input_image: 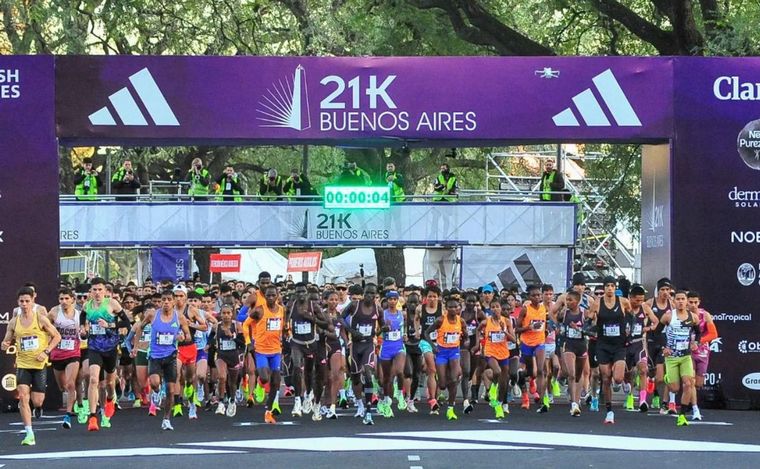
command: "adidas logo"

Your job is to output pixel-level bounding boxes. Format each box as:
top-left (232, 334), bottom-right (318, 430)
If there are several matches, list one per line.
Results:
top-left (256, 65), bottom-right (311, 131)
top-left (552, 69), bottom-right (641, 127)
top-left (88, 68), bottom-right (179, 127)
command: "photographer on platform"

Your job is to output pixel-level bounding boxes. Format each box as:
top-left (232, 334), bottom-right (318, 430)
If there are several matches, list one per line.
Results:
top-left (283, 168), bottom-right (315, 200)
top-left (74, 157), bottom-right (102, 200)
top-left (111, 159), bottom-right (142, 201)
top-left (258, 168), bottom-right (284, 201)
top-left (186, 157), bottom-right (211, 198)
top-left (216, 165), bottom-right (244, 201)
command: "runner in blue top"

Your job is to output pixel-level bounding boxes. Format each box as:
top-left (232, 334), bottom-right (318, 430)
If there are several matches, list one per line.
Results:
top-left (378, 291), bottom-right (406, 418)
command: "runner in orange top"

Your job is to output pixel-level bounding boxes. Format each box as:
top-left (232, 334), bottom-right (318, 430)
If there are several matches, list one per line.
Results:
top-left (516, 285), bottom-right (548, 412)
top-left (476, 299), bottom-right (515, 419)
top-left (249, 285), bottom-right (286, 423)
top-left (425, 297), bottom-right (468, 421)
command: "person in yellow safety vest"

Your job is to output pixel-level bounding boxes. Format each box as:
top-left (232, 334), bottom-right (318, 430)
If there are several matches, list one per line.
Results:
top-left (432, 163), bottom-right (458, 202)
top-left (384, 162), bottom-right (405, 202)
top-left (334, 162), bottom-right (372, 186)
top-left (215, 166), bottom-right (244, 202)
top-left (283, 168), bottom-right (315, 200)
top-left (74, 157), bottom-right (102, 201)
top-left (258, 168), bottom-right (284, 201)
top-left (539, 160), bottom-right (566, 201)
top-left (111, 159), bottom-right (142, 201)
top-left (186, 157), bottom-right (211, 198)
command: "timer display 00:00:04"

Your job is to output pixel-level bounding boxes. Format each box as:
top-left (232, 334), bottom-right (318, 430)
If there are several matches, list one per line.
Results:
top-left (323, 186), bottom-right (391, 209)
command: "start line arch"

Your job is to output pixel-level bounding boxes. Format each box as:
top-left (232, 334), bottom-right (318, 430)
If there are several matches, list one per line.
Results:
top-left (0, 55), bottom-right (758, 408)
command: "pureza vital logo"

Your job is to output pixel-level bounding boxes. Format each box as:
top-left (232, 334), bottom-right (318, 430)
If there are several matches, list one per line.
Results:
top-left (736, 119), bottom-right (760, 170)
top-left (553, 69), bottom-right (642, 127)
top-left (89, 68), bottom-right (179, 127)
top-left (256, 65), bottom-right (312, 131)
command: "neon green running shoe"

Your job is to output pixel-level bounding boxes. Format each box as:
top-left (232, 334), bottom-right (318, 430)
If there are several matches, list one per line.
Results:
top-left (271, 400), bottom-right (281, 416)
top-left (625, 394), bottom-right (635, 411)
top-left (100, 414), bottom-right (111, 429)
top-left (488, 383), bottom-right (498, 402)
top-left (676, 414), bottom-right (689, 427)
top-left (652, 395), bottom-right (661, 409)
top-left (446, 406), bottom-right (458, 421)
top-left (489, 399), bottom-right (500, 408)
top-left (254, 383), bottom-right (266, 403)
top-left (172, 403), bottom-right (183, 417)
top-left (183, 384), bottom-right (194, 400)
top-left (21, 432), bottom-right (35, 446)
top-left (551, 378), bottom-right (561, 397)
top-left (542, 394), bottom-right (551, 409)
top-left (494, 404), bottom-right (505, 419)
top-left (397, 397), bottom-right (407, 411)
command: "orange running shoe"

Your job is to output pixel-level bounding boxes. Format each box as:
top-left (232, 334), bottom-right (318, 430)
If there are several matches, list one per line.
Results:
top-left (104, 399), bottom-right (115, 418)
top-left (529, 378), bottom-right (537, 396)
top-left (87, 415), bottom-right (99, 431)
top-left (521, 393), bottom-right (530, 410)
top-left (265, 410), bottom-right (277, 424)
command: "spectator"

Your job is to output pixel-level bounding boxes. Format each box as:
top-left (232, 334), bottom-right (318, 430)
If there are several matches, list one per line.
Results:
top-left (539, 159), bottom-right (566, 201)
top-left (334, 161), bottom-right (371, 186)
top-left (384, 162), bottom-right (405, 202)
top-left (215, 165), bottom-right (244, 201)
top-left (283, 168), bottom-right (315, 200)
top-left (111, 159), bottom-right (141, 201)
top-left (186, 157), bottom-right (211, 198)
top-left (258, 168), bottom-right (283, 201)
top-left (73, 157), bottom-right (102, 200)
top-left (432, 163), bottom-right (457, 202)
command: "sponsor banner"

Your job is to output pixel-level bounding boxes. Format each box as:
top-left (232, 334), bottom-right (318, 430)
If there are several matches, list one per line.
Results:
top-left (461, 246), bottom-right (569, 292)
top-left (59, 202), bottom-right (576, 247)
top-left (672, 58), bottom-right (760, 405)
top-left (0, 57), bottom-right (58, 405)
top-left (743, 373), bottom-right (760, 391)
top-left (55, 56), bottom-right (673, 143)
top-left (287, 252), bottom-right (322, 273)
top-left (640, 144), bottom-right (671, 292)
top-left (151, 247), bottom-right (190, 282)
top-left (210, 254), bottom-right (242, 273)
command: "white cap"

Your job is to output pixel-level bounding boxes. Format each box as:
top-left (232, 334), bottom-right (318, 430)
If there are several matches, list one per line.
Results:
top-left (172, 284), bottom-right (188, 294)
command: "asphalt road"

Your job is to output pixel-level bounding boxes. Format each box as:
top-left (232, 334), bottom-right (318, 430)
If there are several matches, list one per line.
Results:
top-left (1, 398), bottom-right (759, 469)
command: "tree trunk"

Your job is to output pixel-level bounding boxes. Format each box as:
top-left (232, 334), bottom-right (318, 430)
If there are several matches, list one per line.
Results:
top-left (194, 247), bottom-right (220, 283)
top-left (374, 247), bottom-right (406, 287)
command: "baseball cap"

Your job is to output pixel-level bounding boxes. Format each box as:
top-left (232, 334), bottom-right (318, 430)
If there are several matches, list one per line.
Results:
top-left (571, 272), bottom-right (586, 286)
top-left (424, 279), bottom-right (439, 288)
top-left (656, 277), bottom-right (673, 290)
top-left (482, 284), bottom-right (494, 293)
top-left (172, 285), bottom-right (188, 295)
top-left (385, 291), bottom-right (400, 299)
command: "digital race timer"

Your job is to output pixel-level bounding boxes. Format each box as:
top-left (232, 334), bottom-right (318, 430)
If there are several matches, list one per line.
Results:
top-left (324, 186), bottom-right (391, 209)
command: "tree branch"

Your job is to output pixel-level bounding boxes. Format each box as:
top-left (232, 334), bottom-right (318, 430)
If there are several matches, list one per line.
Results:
top-left (588, 0), bottom-right (677, 54)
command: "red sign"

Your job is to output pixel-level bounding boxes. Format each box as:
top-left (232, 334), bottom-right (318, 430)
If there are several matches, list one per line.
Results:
top-left (287, 252), bottom-right (322, 273)
top-left (209, 254), bottom-right (241, 273)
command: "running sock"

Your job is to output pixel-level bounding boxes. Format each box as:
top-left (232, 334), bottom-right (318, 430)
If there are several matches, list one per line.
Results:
top-left (25, 425), bottom-right (33, 435)
top-left (606, 401), bottom-right (612, 412)
top-left (470, 384), bottom-right (479, 400)
top-left (669, 392), bottom-right (677, 404)
top-left (339, 389), bottom-right (346, 400)
top-left (639, 389), bottom-right (648, 404)
top-left (693, 404), bottom-right (700, 414)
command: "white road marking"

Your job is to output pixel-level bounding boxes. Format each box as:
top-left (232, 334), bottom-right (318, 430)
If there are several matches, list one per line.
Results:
top-left (10, 421), bottom-right (64, 425)
top-left (181, 437), bottom-right (548, 452)
top-left (686, 421), bottom-right (734, 426)
top-left (410, 466), bottom-right (423, 469)
top-left (0, 428), bottom-right (56, 434)
top-left (408, 455), bottom-right (421, 461)
top-left (0, 448), bottom-right (244, 460)
top-left (368, 430), bottom-right (760, 453)
top-left (233, 421), bottom-right (299, 427)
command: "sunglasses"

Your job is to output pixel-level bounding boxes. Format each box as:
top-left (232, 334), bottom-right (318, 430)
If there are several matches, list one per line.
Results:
top-left (595, 292), bottom-right (604, 296)
top-left (336, 286), bottom-right (347, 290)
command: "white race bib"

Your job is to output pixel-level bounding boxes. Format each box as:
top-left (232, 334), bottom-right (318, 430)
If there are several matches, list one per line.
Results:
top-left (91, 323), bottom-right (106, 335)
top-left (467, 324), bottom-right (477, 336)
top-left (567, 327), bottom-right (582, 339)
top-left (489, 332), bottom-right (506, 343)
top-left (387, 330), bottom-right (402, 341)
top-left (20, 336), bottom-right (39, 352)
top-left (604, 324), bottom-right (620, 337)
top-left (194, 330), bottom-right (206, 340)
top-left (675, 339), bottom-right (689, 351)
top-left (156, 333), bottom-right (174, 346)
top-left (358, 324), bottom-right (373, 337)
top-left (140, 330), bottom-right (151, 342)
top-left (508, 341), bottom-right (517, 350)
top-left (220, 339), bottom-right (236, 351)
top-left (444, 332), bottom-right (460, 345)
top-left (429, 331), bottom-right (438, 341)
top-left (225, 182), bottom-right (232, 191)
top-left (530, 320), bottom-right (544, 331)
top-left (58, 338), bottom-right (76, 351)
top-left (294, 322), bottom-right (312, 335)
top-left (266, 318), bottom-right (282, 331)
top-left (633, 324), bottom-right (643, 336)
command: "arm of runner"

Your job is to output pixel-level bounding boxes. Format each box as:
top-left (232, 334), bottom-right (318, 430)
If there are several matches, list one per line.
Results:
top-left (461, 317), bottom-right (469, 348)
top-left (1, 317), bottom-right (15, 350)
top-left (178, 313), bottom-right (192, 343)
top-left (548, 294), bottom-right (565, 323)
top-left (514, 307), bottom-right (529, 333)
top-left (424, 316), bottom-right (442, 343)
top-left (191, 307), bottom-right (208, 331)
top-left (643, 303), bottom-right (659, 333)
top-left (700, 311), bottom-right (718, 344)
top-left (39, 313), bottom-right (62, 358)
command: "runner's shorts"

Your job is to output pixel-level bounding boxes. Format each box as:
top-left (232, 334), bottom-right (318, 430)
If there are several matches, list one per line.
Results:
top-left (350, 341), bottom-right (375, 374)
top-left (520, 343), bottom-right (545, 363)
top-left (255, 352), bottom-right (281, 372)
top-left (665, 355), bottom-right (694, 383)
top-left (196, 349), bottom-right (209, 363)
top-left (435, 346), bottom-right (460, 365)
top-left (88, 349), bottom-right (118, 374)
top-left (691, 351), bottom-right (709, 376)
top-left (647, 341), bottom-right (665, 367)
top-left (487, 356), bottom-right (510, 368)
top-left (563, 339), bottom-right (587, 357)
top-left (596, 341), bottom-right (626, 365)
top-left (178, 344), bottom-right (198, 365)
top-left (626, 341), bottom-right (647, 369)
top-left (545, 343), bottom-right (557, 358)
top-left (379, 341), bottom-right (405, 361)
top-left (148, 353), bottom-right (178, 382)
top-left (17, 368), bottom-right (47, 393)
top-left (51, 356), bottom-right (79, 372)
top-left (419, 339), bottom-right (434, 355)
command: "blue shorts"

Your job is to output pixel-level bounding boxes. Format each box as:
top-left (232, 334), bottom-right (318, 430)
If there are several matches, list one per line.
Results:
top-left (488, 356), bottom-right (510, 368)
top-left (435, 347), bottom-right (461, 365)
top-left (419, 340), bottom-right (434, 355)
top-left (196, 349), bottom-right (209, 363)
top-left (379, 341), bottom-right (405, 361)
top-left (255, 352), bottom-right (281, 371)
top-left (520, 343), bottom-right (545, 362)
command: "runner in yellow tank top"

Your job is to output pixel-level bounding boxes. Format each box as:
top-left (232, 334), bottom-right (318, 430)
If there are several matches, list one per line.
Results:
top-left (2, 287), bottom-right (61, 446)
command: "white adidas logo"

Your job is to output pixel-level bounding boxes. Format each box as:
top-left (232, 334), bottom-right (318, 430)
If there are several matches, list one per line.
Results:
top-left (89, 68), bottom-right (179, 126)
top-left (553, 69), bottom-right (641, 127)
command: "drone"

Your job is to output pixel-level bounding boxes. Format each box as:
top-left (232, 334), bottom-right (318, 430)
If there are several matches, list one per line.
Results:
top-left (535, 67), bottom-right (560, 79)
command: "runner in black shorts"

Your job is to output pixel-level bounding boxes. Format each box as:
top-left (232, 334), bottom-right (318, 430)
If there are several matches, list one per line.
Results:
top-left (345, 283), bottom-right (382, 425)
top-left (625, 285), bottom-right (659, 412)
top-left (646, 277), bottom-right (674, 414)
top-left (319, 290), bottom-right (348, 419)
top-left (402, 292), bottom-right (422, 413)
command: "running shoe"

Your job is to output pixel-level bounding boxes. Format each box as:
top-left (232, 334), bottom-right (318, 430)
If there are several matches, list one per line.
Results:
top-left (604, 410), bottom-right (615, 424)
top-left (292, 398), bottom-right (303, 417)
top-left (148, 401), bottom-right (158, 417)
top-left (376, 399), bottom-right (386, 416)
top-left (312, 409), bottom-right (323, 421)
top-left (21, 432), bottom-right (35, 446)
top-left (446, 406), bottom-right (458, 421)
top-left (652, 395), bottom-right (661, 409)
top-left (512, 384), bottom-right (522, 399)
top-left (625, 394), bottom-right (635, 411)
top-left (265, 410), bottom-right (277, 424)
top-left (612, 382), bottom-right (622, 393)
top-left (668, 402), bottom-right (677, 415)
top-left (161, 418), bottom-right (174, 431)
top-left (677, 414), bottom-right (689, 426)
top-left (271, 400), bottom-right (282, 416)
top-left (363, 412), bottom-right (374, 425)
top-left (521, 393), bottom-right (530, 410)
top-left (77, 408), bottom-right (88, 424)
top-left (302, 397), bottom-right (313, 415)
top-left (371, 394), bottom-right (380, 406)
top-left (536, 404), bottom-right (548, 413)
top-left (532, 392), bottom-right (541, 403)
top-left (104, 398), bottom-right (115, 419)
top-left (590, 396), bottom-right (599, 412)
top-left (542, 394), bottom-right (551, 409)
top-left (639, 401), bottom-right (649, 413)
top-left (235, 389), bottom-right (244, 404)
top-left (383, 401), bottom-right (394, 418)
top-left (183, 384), bottom-right (194, 401)
top-left (647, 378), bottom-right (655, 394)
top-left (691, 408), bottom-right (703, 421)
top-left (488, 383), bottom-right (498, 402)
top-left (33, 407), bottom-right (43, 419)
top-left (354, 404), bottom-right (365, 418)
top-left (398, 397), bottom-right (408, 411)
top-left (216, 402), bottom-right (226, 415)
top-left (326, 406), bottom-right (338, 420)
top-left (100, 413), bottom-right (111, 429)
top-left (571, 402), bottom-right (581, 417)
top-left (659, 406), bottom-right (669, 415)
top-left (551, 378), bottom-right (561, 397)
top-left (502, 403), bottom-right (510, 415)
top-left (87, 415), bottom-right (99, 431)
top-left (197, 385), bottom-right (205, 403)
top-left (172, 403), bottom-right (183, 417)
top-left (132, 398), bottom-right (142, 408)
top-left (338, 396), bottom-right (349, 409)
top-left (622, 382), bottom-right (632, 395)
top-left (494, 404), bottom-right (505, 419)
top-left (529, 378), bottom-right (537, 396)
top-left (254, 382), bottom-right (266, 404)
top-left (463, 399), bottom-right (474, 414)
top-left (62, 414), bottom-right (72, 429)
top-left (189, 403), bottom-right (198, 420)
top-left (73, 402), bottom-right (80, 414)
top-left (406, 400), bottom-right (418, 413)
top-left (226, 401), bottom-right (237, 417)
top-left (429, 398), bottom-right (440, 415)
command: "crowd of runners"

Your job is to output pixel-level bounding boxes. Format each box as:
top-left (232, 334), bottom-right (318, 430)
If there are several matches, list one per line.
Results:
top-left (2, 272), bottom-right (718, 445)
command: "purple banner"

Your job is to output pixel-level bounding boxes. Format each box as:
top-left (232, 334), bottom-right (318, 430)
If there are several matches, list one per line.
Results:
top-left (672, 58), bottom-right (760, 407)
top-left (55, 56), bottom-right (673, 144)
top-left (0, 57), bottom-right (58, 405)
top-left (641, 144), bottom-right (671, 291)
top-left (151, 247), bottom-right (190, 282)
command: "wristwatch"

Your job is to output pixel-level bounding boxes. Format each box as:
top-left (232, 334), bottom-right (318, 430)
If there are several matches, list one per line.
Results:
top-left (43, 349), bottom-right (51, 355)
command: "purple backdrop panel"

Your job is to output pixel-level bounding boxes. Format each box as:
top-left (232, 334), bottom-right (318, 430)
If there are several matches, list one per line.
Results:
top-left (151, 247), bottom-right (190, 283)
top-left (0, 56), bottom-right (58, 405)
top-left (672, 57), bottom-right (760, 407)
top-left (56, 56), bottom-right (673, 143)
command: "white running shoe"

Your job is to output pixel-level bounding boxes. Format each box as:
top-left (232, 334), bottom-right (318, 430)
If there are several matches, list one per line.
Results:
top-left (691, 408), bottom-right (703, 421)
top-left (604, 410), bottom-right (615, 424)
top-left (622, 382), bottom-right (632, 395)
top-left (354, 403), bottom-right (365, 418)
top-left (312, 409), bottom-right (322, 421)
top-left (571, 402), bottom-right (581, 417)
top-left (292, 397), bottom-right (303, 417)
top-left (326, 405), bottom-right (338, 420)
top-left (189, 403), bottom-right (198, 420)
top-left (226, 401), bottom-right (237, 417)
top-left (512, 384), bottom-right (522, 398)
top-left (216, 402), bottom-right (226, 415)
top-left (196, 385), bottom-right (205, 403)
top-left (161, 419), bottom-right (174, 431)
top-left (302, 397), bottom-right (313, 415)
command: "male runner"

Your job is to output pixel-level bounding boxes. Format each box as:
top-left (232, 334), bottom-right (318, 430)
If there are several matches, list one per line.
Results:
top-left (345, 283), bottom-right (382, 425)
top-left (542, 285), bottom-right (562, 403)
top-left (48, 288), bottom-right (81, 429)
top-left (251, 285), bottom-right (286, 424)
top-left (646, 278), bottom-right (674, 414)
top-left (320, 291), bottom-right (348, 419)
top-left (460, 292), bottom-right (482, 413)
top-left (2, 287), bottom-right (61, 445)
top-left (173, 285), bottom-right (207, 419)
top-left (687, 291), bottom-right (717, 421)
top-left (515, 285), bottom-right (548, 412)
top-left (415, 285), bottom-right (443, 413)
top-left (625, 285), bottom-right (659, 412)
top-left (402, 292), bottom-right (422, 413)
top-left (287, 283), bottom-right (326, 418)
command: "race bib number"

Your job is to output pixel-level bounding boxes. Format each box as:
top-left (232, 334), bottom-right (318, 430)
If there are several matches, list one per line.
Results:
top-left (194, 330), bottom-right (206, 340)
top-left (387, 330), bottom-right (402, 341)
top-left (467, 324), bottom-right (477, 336)
top-left (58, 338), bottom-right (76, 351)
top-left (425, 316), bottom-right (435, 326)
top-left (429, 331), bottom-right (438, 341)
top-left (91, 323), bottom-right (106, 335)
top-left (225, 182), bottom-right (232, 191)
top-left (266, 318), bottom-right (282, 331)
top-left (220, 339), bottom-right (236, 351)
top-left (294, 322), bottom-right (312, 335)
top-left (675, 339), bottom-right (689, 351)
top-left (20, 336), bottom-right (39, 352)
top-left (633, 324), bottom-right (643, 336)
top-left (140, 330), bottom-right (151, 342)
top-left (358, 324), bottom-right (373, 337)
top-left (530, 320), bottom-right (544, 331)
top-left (156, 333), bottom-right (174, 346)
top-left (508, 341), bottom-right (517, 350)
top-left (567, 327), bottom-right (582, 339)
top-left (604, 324), bottom-right (620, 337)
top-left (444, 332), bottom-right (460, 345)
top-left (489, 332), bottom-right (505, 343)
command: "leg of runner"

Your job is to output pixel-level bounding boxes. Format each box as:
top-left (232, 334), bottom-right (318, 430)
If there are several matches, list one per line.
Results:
top-left (87, 358), bottom-right (102, 430)
top-left (195, 352), bottom-right (209, 407)
top-left (326, 346), bottom-right (344, 419)
top-left (291, 345), bottom-right (305, 417)
top-left (691, 355), bottom-right (706, 421)
top-left (534, 348), bottom-right (548, 413)
top-left (441, 357), bottom-right (461, 421)
top-left (215, 358), bottom-right (229, 415)
top-left (392, 351), bottom-right (406, 412)
top-left (75, 357), bottom-right (89, 423)
top-left (484, 357), bottom-right (502, 418)
top-left (225, 360), bottom-right (239, 418)
top-left (563, 350), bottom-right (580, 416)
top-left (62, 360), bottom-right (79, 428)
top-left (422, 349), bottom-right (439, 413)
top-left (599, 362), bottom-right (614, 423)
top-left (303, 349), bottom-right (318, 416)
top-left (17, 383), bottom-right (36, 445)
top-left (403, 352), bottom-right (421, 412)
top-left (460, 348), bottom-right (472, 413)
